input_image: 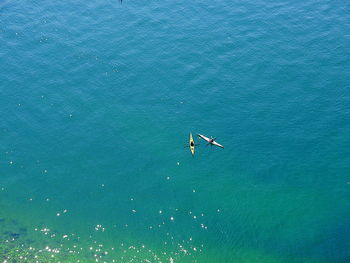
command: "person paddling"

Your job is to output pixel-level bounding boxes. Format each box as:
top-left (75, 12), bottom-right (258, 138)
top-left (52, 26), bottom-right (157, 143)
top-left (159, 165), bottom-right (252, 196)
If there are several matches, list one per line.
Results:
top-left (197, 134), bottom-right (224, 149)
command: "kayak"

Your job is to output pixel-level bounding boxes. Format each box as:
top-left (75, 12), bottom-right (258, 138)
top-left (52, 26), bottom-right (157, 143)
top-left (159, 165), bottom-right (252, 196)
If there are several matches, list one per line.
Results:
top-left (189, 133), bottom-right (195, 155)
top-left (197, 134), bottom-right (224, 149)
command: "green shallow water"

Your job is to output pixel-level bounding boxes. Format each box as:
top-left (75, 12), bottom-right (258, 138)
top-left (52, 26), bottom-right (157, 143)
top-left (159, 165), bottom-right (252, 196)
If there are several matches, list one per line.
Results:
top-left (1, 0), bottom-right (350, 262)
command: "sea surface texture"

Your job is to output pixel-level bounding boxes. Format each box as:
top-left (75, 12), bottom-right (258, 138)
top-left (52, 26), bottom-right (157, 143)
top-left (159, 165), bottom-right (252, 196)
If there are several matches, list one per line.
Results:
top-left (1, 0), bottom-right (350, 262)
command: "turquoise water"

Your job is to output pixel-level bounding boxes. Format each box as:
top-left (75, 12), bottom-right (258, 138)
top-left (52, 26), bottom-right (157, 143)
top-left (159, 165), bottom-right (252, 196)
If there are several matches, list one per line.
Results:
top-left (1, 0), bottom-right (350, 262)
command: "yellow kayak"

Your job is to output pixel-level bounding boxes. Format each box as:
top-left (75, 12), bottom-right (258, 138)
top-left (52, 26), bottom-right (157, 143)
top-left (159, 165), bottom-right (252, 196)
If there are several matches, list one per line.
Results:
top-left (189, 133), bottom-right (195, 156)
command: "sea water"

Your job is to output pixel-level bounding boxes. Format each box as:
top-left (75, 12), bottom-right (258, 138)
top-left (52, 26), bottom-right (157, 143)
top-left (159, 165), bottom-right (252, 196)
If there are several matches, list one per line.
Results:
top-left (1, 0), bottom-right (350, 262)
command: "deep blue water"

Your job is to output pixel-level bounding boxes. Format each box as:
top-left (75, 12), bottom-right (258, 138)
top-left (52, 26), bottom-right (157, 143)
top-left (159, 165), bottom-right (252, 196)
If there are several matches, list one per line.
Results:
top-left (1, 0), bottom-right (350, 262)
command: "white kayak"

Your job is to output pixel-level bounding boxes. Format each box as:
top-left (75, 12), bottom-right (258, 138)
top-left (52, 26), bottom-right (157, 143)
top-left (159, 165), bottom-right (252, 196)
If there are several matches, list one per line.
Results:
top-left (197, 134), bottom-right (224, 149)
